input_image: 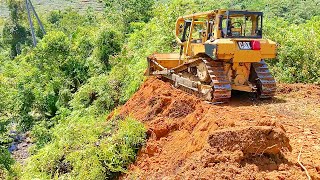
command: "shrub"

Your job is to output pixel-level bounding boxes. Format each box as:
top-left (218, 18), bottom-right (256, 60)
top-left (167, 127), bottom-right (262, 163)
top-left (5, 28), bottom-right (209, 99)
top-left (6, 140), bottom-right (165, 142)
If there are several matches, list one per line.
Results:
top-left (69, 75), bottom-right (116, 115)
top-left (21, 115), bottom-right (146, 179)
top-left (95, 28), bottom-right (121, 67)
top-left (0, 146), bottom-right (14, 171)
top-left (30, 121), bottom-right (52, 150)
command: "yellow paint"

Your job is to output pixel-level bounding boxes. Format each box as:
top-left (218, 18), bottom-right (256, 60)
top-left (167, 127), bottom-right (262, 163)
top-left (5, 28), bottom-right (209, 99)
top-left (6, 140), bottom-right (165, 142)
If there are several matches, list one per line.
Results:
top-left (191, 44), bottom-right (205, 56)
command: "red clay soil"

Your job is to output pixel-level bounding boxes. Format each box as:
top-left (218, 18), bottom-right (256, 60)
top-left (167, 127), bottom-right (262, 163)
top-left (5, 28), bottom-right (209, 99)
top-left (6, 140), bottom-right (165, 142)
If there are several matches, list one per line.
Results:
top-left (114, 77), bottom-right (320, 180)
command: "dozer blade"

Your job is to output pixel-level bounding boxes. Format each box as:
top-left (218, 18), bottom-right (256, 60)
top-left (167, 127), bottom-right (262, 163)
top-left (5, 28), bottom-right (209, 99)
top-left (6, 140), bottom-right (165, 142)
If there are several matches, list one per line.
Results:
top-left (152, 57), bottom-right (231, 103)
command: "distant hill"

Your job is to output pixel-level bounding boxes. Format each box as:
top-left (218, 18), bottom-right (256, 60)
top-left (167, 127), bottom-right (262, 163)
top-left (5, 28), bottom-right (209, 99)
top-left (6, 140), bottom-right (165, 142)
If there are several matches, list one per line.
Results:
top-left (0, 2), bottom-right (9, 18)
top-left (0, 0), bottom-right (104, 18)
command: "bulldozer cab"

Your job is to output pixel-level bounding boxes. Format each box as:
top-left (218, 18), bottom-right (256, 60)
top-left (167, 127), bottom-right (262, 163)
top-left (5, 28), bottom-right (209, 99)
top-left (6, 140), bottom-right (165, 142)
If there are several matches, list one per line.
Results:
top-left (179, 20), bottom-right (207, 43)
top-left (177, 10), bottom-right (263, 40)
top-left (220, 11), bottom-right (263, 38)
top-left (176, 10), bottom-right (265, 57)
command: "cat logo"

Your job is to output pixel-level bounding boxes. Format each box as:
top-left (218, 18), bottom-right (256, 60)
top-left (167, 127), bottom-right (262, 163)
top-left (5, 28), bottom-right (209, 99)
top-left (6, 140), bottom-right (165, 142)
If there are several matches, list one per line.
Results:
top-left (238, 42), bottom-right (252, 50)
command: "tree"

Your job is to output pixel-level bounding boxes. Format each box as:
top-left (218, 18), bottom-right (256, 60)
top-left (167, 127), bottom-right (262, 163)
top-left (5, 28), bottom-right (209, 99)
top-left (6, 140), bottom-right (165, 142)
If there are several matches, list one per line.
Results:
top-left (3, 0), bottom-right (31, 58)
top-left (104, 0), bottom-right (154, 32)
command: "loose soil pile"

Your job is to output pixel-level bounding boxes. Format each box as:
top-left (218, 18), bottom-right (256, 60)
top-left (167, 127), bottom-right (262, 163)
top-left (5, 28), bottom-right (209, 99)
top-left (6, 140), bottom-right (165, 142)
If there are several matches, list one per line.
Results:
top-left (113, 77), bottom-right (320, 179)
top-left (208, 126), bottom-right (291, 154)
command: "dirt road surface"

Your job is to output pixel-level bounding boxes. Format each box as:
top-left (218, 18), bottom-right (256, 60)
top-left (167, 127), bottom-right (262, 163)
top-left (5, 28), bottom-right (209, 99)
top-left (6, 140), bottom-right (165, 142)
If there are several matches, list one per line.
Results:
top-left (115, 77), bottom-right (320, 179)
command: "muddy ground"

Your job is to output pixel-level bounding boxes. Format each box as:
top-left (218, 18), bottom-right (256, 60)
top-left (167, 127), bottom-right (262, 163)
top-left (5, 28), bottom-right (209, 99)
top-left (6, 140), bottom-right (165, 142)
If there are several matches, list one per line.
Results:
top-left (115, 77), bottom-right (320, 180)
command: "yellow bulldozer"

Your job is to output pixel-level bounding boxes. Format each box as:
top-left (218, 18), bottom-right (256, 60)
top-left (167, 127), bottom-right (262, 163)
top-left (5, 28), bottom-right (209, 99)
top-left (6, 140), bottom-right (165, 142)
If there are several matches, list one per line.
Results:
top-left (146, 9), bottom-right (277, 103)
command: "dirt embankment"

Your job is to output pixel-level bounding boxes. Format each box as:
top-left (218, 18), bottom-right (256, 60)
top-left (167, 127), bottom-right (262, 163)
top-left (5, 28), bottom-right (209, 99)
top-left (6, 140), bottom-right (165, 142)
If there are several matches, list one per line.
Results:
top-left (112, 77), bottom-right (320, 179)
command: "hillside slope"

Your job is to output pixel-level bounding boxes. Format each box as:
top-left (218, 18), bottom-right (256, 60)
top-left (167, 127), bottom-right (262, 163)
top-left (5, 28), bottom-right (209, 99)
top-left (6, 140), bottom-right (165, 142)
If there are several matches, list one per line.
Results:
top-left (112, 77), bottom-right (320, 179)
top-left (0, 0), bottom-right (103, 18)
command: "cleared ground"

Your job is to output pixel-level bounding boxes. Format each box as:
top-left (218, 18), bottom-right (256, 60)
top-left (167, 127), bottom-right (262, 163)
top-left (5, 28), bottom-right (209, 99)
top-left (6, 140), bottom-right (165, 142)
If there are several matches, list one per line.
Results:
top-left (113, 77), bottom-right (320, 179)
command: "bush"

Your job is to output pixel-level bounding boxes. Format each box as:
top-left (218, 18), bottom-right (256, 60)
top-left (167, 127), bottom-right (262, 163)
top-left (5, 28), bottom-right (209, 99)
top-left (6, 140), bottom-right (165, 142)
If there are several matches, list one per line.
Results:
top-left (70, 75), bottom-right (116, 115)
top-left (0, 146), bottom-right (14, 171)
top-left (21, 116), bottom-right (146, 179)
top-left (105, 0), bottom-right (155, 32)
top-left (95, 27), bottom-right (121, 67)
top-left (30, 121), bottom-right (52, 150)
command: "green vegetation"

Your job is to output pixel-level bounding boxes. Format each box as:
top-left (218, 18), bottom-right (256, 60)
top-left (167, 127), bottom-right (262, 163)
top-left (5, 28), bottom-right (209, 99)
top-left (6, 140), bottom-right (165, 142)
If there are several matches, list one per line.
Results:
top-left (265, 17), bottom-right (320, 83)
top-left (0, 0), bottom-right (319, 179)
top-left (23, 116), bottom-right (146, 179)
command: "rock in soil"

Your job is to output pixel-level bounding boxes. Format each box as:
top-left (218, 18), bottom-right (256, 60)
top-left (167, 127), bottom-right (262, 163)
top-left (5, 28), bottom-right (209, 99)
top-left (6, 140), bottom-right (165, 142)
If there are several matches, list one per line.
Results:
top-left (208, 126), bottom-right (292, 155)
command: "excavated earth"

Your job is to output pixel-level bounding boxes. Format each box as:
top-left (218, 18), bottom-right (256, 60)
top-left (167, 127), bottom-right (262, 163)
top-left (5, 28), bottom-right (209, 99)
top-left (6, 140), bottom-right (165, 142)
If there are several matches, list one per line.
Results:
top-left (112, 77), bottom-right (320, 179)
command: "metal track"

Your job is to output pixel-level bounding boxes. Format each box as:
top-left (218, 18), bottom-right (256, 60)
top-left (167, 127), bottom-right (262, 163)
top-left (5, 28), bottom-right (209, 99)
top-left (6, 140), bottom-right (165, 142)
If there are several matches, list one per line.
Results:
top-left (172, 57), bottom-right (231, 103)
top-left (252, 60), bottom-right (276, 98)
top-left (202, 58), bottom-right (231, 102)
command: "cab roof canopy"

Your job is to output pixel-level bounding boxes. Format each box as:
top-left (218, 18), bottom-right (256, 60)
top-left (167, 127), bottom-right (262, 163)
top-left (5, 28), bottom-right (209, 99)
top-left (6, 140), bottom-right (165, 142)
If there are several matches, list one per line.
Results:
top-left (178, 9), bottom-right (263, 20)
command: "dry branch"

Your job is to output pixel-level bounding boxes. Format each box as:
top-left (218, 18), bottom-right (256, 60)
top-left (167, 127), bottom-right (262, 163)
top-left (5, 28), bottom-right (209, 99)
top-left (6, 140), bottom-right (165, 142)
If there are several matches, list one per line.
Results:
top-left (298, 146), bottom-right (311, 180)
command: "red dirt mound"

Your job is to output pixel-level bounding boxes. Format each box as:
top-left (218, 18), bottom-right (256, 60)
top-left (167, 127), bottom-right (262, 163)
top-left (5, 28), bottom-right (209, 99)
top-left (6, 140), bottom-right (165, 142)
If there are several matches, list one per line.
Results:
top-left (113, 77), bottom-right (320, 179)
top-left (208, 126), bottom-right (291, 154)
